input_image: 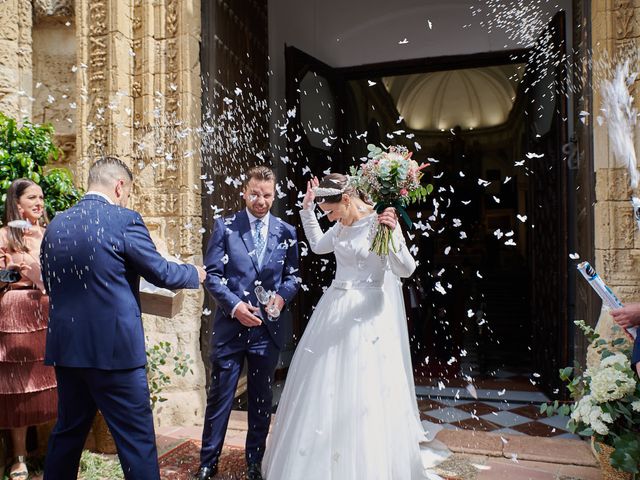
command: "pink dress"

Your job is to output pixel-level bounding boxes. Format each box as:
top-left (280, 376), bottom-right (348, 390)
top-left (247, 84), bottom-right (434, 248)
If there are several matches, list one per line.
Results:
top-left (0, 226), bottom-right (57, 428)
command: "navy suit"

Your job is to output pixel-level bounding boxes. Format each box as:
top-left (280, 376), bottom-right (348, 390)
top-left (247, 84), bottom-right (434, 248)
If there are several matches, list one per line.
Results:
top-left (41, 194), bottom-right (199, 480)
top-left (200, 209), bottom-right (299, 468)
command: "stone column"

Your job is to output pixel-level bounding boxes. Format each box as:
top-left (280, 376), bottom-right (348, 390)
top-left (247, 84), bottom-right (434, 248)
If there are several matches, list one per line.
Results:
top-left (130, 0), bottom-right (206, 427)
top-left (76, 0), bottom-right (205, 426)
top-left (0, 0), bottom-right (33, 119)
top-left (590, 0), bottom-right (639, 360)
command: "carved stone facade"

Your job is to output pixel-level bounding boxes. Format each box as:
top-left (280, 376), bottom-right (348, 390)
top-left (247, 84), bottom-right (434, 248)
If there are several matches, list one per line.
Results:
top-left (0, 0), bottom-right (33, 118)
top-left (591, 0), bottom-right (640, 359)
top-left (75, 0), bottom-right (206, 426)
top-left (1, 0), bottom-right (206, 426)
top-left (32, 1), bottom-right (77, 164)
top-left (33, 0), bottom-right (74, 21)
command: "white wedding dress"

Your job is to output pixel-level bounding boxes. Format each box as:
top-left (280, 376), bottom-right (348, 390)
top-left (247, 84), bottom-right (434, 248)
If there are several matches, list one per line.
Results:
top-left (262, 209), bottom-right (450, 480)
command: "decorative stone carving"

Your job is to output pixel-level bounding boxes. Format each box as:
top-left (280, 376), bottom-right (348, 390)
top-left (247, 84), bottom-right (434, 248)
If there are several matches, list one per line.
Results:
top-left (0, 0), bottom-right (33, 118)
top-left (614, 0), bottom-right (634, 39)
top-left (33, 0), bottom-right (74, 21)
top-left (71, 0), bottom-right (205, 427)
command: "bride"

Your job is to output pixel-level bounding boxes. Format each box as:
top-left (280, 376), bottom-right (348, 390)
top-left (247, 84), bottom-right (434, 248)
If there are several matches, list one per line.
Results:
top-left (262, 174), bottom-right (449, 480)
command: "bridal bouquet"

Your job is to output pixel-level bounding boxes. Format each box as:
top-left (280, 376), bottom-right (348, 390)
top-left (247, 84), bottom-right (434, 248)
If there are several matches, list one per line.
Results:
top-left (350, 144), bottom-right (432, 255)
top-left (543, 320), bottom-right (640, 474)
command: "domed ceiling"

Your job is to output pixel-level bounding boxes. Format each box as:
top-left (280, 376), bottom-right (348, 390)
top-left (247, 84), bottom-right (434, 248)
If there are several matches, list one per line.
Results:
top-left (383, 64), bottom-right (525, 132)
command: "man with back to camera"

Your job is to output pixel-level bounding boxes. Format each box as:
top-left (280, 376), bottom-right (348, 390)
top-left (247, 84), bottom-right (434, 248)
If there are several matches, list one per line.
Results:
top-left (42, 156), bottom-right (206, 480)
top-left (194, 165), bottom-right (300, 480)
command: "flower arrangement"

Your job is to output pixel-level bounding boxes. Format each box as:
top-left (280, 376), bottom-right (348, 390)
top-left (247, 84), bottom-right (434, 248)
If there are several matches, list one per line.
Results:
top-left (543, 320), bottom-right (640, 474)
top-left (350, 144), bottom-right (433, 255)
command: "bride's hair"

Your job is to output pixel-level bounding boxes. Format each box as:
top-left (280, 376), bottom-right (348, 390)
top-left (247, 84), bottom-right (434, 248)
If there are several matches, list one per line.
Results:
top-left (316, 173), bottom-right (369, 205)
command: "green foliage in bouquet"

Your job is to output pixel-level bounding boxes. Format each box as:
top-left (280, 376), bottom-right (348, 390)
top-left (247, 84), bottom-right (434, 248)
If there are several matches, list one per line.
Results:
top-left (146, 341), bottom-right (194, 410)
top-left (0, 112), bottom-right (83, 220)
top-left (543, 320), bottom-right (640, 474)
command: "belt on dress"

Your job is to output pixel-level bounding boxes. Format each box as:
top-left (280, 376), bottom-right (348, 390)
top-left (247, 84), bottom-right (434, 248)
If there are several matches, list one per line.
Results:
top-left (331, 279), bottom-right (383, 290)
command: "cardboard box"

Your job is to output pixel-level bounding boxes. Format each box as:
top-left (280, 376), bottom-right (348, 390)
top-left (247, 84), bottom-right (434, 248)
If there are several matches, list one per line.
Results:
top-left (140, 289), bottom-right (185, 318)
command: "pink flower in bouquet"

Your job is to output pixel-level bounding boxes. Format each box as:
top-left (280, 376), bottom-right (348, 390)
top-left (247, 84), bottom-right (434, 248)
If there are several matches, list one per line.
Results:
top-left (400, 188), bottom-right (409, 197)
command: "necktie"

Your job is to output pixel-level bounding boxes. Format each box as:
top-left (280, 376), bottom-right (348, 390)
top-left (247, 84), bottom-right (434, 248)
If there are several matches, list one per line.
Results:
top-left (254, 219), bottom-right (266, 261)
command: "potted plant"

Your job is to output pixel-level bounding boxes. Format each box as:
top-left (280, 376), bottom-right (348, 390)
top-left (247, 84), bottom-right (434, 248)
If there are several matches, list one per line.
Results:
top-left (544, 320), bottom-right (640, 479)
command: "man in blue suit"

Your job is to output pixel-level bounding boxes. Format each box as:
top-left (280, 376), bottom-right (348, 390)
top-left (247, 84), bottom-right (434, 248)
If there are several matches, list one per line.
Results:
top-left (195, 166), bottom-right (299, 480)
top-left (42, 156), bottom-right (206, 480)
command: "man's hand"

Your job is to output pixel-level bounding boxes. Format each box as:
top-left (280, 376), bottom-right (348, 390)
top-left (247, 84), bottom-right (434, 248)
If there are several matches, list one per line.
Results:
top-left (234, 302), bottom-right (262, 327)
top-left (195, 265), bottom-right (206, 283)
top-left (611, 303), bottom-right (640, 329)
top-left (266, 293), bottom-right (285, 315)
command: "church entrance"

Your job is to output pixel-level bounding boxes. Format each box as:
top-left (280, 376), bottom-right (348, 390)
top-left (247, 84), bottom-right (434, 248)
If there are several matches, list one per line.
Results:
top-left (282, 10), bottom-right (592, 401)
top-left (199, 1), bottom-right (596, 413)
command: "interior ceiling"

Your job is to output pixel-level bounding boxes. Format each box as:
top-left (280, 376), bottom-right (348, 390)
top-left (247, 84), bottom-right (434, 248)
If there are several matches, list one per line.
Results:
top-left (383, 63), bottom-right (526, 132)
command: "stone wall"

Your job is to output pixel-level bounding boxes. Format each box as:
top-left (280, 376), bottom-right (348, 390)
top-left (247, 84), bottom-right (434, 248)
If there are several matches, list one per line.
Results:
top-left (80, 0), bottom-right (205, 427)
top-left (31, 0), bottom-right (206, 427)
top-left (591, 0), bottom-right (639, 355)
top-left (0, 0), bottom-right (33, 119)
top-left (0, 0), bottom-right (205, 428)
top-left (32, 1), bottom-right (77, 165)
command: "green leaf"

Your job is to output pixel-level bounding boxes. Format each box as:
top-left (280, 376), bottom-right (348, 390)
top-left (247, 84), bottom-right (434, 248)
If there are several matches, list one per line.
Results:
top-left (560, 367), bottom-right (573, 380)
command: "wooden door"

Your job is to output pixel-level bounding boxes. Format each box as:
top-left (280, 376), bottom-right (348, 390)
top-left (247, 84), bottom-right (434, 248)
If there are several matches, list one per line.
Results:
top-left (284, 46), bottom-right (348, 339)
top-left (524, 12), bottom-right (571, 397)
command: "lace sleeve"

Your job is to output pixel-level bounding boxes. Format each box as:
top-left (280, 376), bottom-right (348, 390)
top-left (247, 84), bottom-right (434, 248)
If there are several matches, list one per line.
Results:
top-left (299, 208), bottom-right (338, 255)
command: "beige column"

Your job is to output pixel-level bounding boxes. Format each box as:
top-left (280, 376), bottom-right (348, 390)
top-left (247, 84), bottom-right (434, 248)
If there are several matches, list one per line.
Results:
top-left (0, 0), bottom-right (33, 119)
top-left (76, 0), bottom-right (205, 426)
top-left (590, 0), bottom-right (640, 358)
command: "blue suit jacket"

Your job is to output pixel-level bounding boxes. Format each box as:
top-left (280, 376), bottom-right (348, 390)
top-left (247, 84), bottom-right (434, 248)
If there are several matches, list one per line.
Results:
top-left (42, 194), bottom-right (200, 370)
top-left (204, 210), bottom-right (299, 350)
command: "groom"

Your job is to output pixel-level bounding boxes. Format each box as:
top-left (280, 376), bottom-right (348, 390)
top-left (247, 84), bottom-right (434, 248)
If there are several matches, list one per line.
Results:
top-left (196, 166), bottom-right (300, 480)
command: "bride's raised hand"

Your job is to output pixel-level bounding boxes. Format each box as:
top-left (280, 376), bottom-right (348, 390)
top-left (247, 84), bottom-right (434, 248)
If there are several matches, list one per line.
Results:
top-left (377, 207), bottom-right (398, 229)
top-left (302, 176), bottom-right (319, 210)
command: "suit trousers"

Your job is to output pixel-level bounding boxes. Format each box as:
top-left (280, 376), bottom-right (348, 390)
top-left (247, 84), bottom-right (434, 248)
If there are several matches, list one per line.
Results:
top-left (44, 366), bottom-right (159, 480)
top-left (200, 325), bottom-right (280, 468)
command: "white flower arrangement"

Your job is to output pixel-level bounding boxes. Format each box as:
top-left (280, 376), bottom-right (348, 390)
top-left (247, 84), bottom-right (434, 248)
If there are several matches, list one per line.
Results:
top-left (543, 320), bottom-right (640, 473)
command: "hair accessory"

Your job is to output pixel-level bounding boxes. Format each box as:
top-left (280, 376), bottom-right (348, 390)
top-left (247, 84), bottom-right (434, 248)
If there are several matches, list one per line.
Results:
top-left (313, 186), bottom-right (345, 197)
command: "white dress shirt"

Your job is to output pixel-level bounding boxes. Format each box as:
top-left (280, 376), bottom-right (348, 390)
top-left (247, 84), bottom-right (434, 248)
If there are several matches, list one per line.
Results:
top-left (230, 209), bottom-right (270, 319)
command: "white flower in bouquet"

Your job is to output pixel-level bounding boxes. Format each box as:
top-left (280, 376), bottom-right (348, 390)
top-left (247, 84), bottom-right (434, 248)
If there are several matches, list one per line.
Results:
top-left (600, 352), bottom-right (630, 369)
top-left (571, 395), bottom-right (613, 435)
top-left (586, 360), bottom-right (636, 403)
top-left (546, 319), bottom-right (640, 472)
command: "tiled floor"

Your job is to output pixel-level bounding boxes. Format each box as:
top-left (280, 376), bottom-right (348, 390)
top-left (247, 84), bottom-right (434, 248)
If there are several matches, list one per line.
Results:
top-left (415, 367), bottom-right (578, 439)
top-left (275, 366), bottom-right (579, 439)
